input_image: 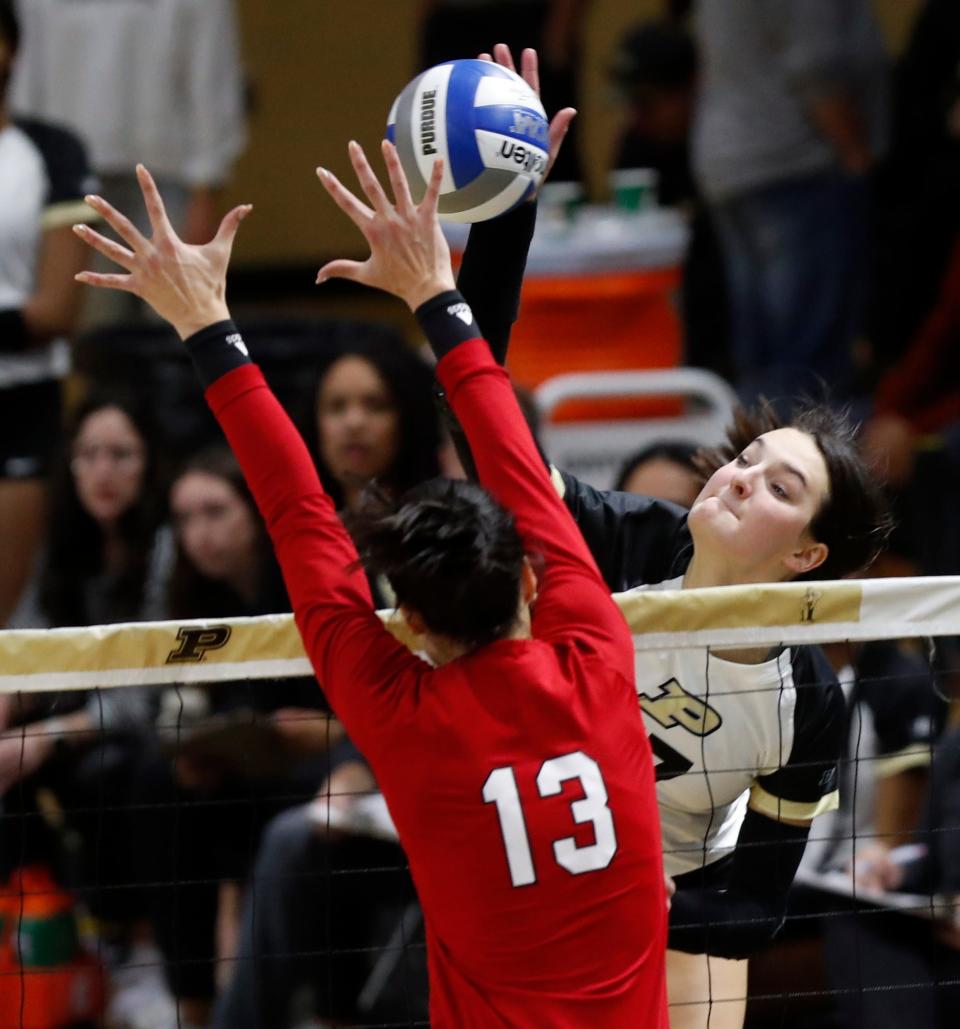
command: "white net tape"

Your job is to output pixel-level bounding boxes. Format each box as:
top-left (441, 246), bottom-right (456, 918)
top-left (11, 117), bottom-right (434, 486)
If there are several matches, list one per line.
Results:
top-left (3, 575), bottom-right (960, 692)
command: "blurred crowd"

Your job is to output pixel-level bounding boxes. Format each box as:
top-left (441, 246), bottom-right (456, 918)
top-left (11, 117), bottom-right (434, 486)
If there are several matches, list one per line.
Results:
top-left (1, 1), bottom-right (960, 1027)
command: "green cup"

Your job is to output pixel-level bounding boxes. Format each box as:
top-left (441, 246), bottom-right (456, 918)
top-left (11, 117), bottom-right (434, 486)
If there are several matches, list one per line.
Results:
top-left (610, 168), bottom-right (658, 213)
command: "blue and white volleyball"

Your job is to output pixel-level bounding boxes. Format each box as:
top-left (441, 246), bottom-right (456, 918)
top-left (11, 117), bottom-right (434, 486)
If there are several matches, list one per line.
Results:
top-left (386, 59), bottom-right (549, 223)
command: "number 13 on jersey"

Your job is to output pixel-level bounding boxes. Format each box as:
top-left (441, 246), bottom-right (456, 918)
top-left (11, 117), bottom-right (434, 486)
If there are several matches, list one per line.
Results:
top-left (482, 750), bottom-right (619, 887)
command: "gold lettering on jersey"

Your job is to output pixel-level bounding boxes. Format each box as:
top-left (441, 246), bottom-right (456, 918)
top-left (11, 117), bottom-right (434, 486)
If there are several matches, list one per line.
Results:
top-left (639, 678), bottom-right (721, 737)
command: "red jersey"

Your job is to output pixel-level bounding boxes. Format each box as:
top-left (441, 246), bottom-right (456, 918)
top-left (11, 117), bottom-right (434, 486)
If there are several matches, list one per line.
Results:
top-left (205, 337), bottom-right (668, 1027)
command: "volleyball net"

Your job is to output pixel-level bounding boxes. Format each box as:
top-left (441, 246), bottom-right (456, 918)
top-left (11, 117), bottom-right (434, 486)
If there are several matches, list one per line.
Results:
top-left (0, 576), bottom-right (958, 1027)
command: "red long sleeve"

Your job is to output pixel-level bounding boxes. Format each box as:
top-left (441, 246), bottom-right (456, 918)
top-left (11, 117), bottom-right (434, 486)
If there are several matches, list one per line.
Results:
top-left (437, 339), bottom-right (634, 675)
top-left (204, 363), bottom-right (422, 741)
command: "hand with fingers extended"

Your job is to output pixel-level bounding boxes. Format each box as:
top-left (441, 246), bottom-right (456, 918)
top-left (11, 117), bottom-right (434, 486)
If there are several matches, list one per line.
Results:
top-left (73, 163), bottom-right (253, 340)
top-left (316, 139), bottom-right (455, 310)
top-left (478, 43), bottom-right (576, 181)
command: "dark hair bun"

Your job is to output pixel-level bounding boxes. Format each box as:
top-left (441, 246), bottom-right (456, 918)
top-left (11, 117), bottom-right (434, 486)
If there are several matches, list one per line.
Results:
top-left (349, 479), bottom-right (525, 649)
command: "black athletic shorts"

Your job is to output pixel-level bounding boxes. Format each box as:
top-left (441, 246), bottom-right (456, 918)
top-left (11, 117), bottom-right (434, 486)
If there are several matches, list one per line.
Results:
top-left (673, 853), bottom-right (735, 893)
top-left (0, 379), bottom-right (62, 480)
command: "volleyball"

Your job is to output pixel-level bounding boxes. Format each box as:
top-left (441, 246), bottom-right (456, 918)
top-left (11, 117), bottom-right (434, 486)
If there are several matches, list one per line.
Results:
top-left (386, 59), bottom-right (550, 223)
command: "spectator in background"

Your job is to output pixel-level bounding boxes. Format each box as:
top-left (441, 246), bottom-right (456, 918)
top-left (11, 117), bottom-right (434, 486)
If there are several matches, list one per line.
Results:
top-left (0, 388), bottom-right (171, 957)
top-left (419, 0), bottom-right (587, 182)
top-left (836, 723), bottom-right (960, 1028)
top-left (310, 335), bottom-right (442, 518)
top-left (691, 0), bottom-right (889, 407)
top-left (817, 640), bottom-right (947, 1027)
top-left (10, 0), bottom-right (246, 322)
top-left (614, 439), bottom-right (702, 509)
top-left (746, 637), bottom-right (945, 1026)
top-left (609, 18), bottom-right (731, 380)
top-left (0, 0), bottom-right (93, 625)
top-left (11, 388), bottom-right (172, 630)
top-left (811, 641), bottom-right (943, 880)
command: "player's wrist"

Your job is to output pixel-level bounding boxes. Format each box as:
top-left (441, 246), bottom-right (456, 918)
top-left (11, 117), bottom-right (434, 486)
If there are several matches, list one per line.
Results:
top-left (405, 275), bottom-right (457, 312)
top-left (415, 289), bottom-right (481, 361)
top-left (184, 319), bottom-right (253, 388)
top-left (172, 302), bottom-right (232, 342)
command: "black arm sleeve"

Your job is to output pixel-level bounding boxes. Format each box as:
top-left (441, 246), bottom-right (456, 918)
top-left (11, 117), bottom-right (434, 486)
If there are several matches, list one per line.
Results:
top-left (558, 469), bottom-right (693, 589)
top-left (436, 201), bottom-right (538, 479)
top-left (668, 809), bottom-right (810, 958)
top-left (456, 200), bottom-right (537, 365)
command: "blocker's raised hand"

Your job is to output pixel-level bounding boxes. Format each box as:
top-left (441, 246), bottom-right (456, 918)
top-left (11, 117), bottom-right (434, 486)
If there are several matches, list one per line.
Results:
top-left (74, 164), bottom-right (252, 340)
top-left (316, 140), bottom-right (456, 311)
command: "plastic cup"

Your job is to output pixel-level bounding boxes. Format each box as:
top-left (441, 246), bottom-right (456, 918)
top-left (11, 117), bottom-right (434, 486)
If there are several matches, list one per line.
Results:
top-left (610, 168), bottom-right (658, 213)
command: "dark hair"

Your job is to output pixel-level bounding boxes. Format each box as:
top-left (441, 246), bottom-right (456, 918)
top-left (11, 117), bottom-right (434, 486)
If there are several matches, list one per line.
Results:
top-left (348, 478), bottom-right (525, 649)
top-left (312, 337), bottom-right (441, 506)
top-left (0, 0), bottom-right (19, 51)
top-left (40, 389), bottom-right (167, 627)
top-left (614, 440), bottom-right (701, 493)
top-left (167, 447), bottom-right (285, 620)
top-left (695, 402), bottom-right (894, 580)
top-left (610, 20), bottom-right (697, 96)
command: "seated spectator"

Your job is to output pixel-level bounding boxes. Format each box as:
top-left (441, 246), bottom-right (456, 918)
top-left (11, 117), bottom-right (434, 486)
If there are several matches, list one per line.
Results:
top-left (0, 0), bottom-right (93, 624)
top-left (830, 723), bottom-right (960, 1028)
top-left (13, 389), bottom-right (172, 629)
top-left (0, 386), bottom-right (171, 937)
top-left (614, 440), bottom-right (701, 508)
top-left (747, 637), bottom-right (944, 1026)
top-left (310, 335), bottom-right (441, 516)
